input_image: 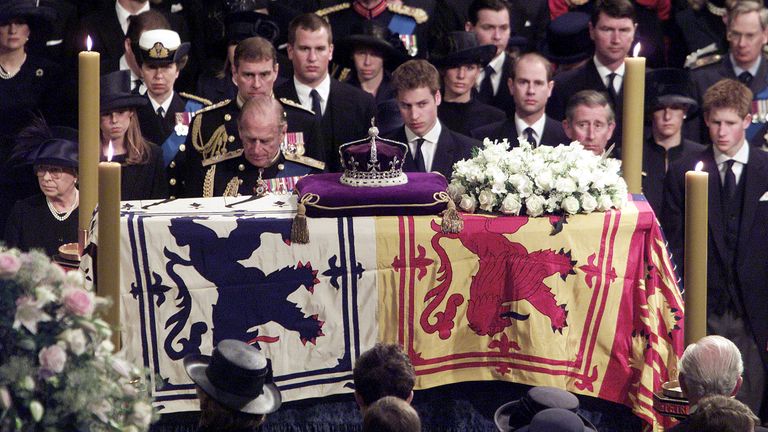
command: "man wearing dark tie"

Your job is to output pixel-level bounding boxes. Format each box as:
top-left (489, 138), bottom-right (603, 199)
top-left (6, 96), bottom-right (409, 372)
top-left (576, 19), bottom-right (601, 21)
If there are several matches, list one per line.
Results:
top-left (465, 0), bottom-right (514, 115)
top-left (546, 0), bottom-right (636, 150)
top-left (274, 13), bottom-right (376, 172)
top-left (662, 79), bottom-right (768, 417)
top-left (689, 0), bottom-right (768, 149)
top-left (384, 59), bottom-right (479, 179)
top-left (471, 52), bottom-right (568, 148)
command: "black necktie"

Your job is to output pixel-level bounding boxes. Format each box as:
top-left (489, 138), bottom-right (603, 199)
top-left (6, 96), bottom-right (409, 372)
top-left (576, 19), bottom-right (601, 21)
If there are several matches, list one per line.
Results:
top-left (414, 138), bottom-right (426, 172)
top-left (722, 159), bottom-right (737, 200)
top-left (156, 106), bottom-right (165, 118)
top-left (478, 65), bottom-right (495, 103)
top-left (606, 72), bottom-right (618, 102)
top-left (310, 89), bottom-right (322, 120)
top-left (133, 79), bottom-right (142, 92)
top-left (524, 127), bottom-right (536, 146)
top-left (738, 71), bottom-right (753, 86)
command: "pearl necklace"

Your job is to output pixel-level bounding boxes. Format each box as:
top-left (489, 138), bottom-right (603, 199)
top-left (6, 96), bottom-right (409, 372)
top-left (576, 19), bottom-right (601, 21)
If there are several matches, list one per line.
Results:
top-left (46, 190), bottom-right (79, 222)
top-left (0, 54), bottom-right (26, 80)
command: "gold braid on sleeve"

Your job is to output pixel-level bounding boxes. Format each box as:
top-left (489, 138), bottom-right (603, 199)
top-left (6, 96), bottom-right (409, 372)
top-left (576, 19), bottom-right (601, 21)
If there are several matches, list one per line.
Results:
top-left (203, 165), bottom-right (216, 198)
top-left (223, 177), bottom-right (242, 197)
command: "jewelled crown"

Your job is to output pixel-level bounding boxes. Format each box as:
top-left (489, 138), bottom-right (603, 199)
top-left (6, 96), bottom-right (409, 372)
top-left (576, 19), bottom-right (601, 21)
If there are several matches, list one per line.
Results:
top-left (339, 120), bottom-right (409, 187)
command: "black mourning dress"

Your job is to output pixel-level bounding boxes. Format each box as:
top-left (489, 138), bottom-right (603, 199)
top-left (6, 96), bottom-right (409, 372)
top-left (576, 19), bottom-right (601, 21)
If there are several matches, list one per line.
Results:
top-left (3, 195), bottom-right (78, 257)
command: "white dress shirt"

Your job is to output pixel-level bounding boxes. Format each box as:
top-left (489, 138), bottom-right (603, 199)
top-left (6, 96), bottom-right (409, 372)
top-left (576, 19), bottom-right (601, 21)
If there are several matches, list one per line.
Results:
top-left (294, 74), bottom-right (331, 116)
top-left (713, 139), bottom-right (750, 185)
top-left (475, 52), bottom-right (506, 96)
top-left (115, 0), bottom-right (150, 34)
top-left (148, 91), bottom-right (174, 117)
top-left (593, 56), bottom-right (626, 94)
top-left (405, 121), bottom-right (442, 173)
top-left (514, 113), bottom-right (546, 145)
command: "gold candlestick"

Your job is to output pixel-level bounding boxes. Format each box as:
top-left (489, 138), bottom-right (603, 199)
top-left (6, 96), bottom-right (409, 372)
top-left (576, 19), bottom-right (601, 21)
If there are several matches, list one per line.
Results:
top-left (684, 161), bottom-right (708, 346)
top-left (621, 43), bottom-right (645, 194)
top-left (98, 142), bottom-right (121, 349)
top-left (78, 36), bottom-right (100, 254)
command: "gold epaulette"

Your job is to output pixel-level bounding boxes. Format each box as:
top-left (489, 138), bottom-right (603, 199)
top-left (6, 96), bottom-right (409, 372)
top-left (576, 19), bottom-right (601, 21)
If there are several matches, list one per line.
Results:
top-left (284, 153), bottom-right (326, 171)
top-left (387, 3), bottom-right (428, 24)
top-left (316, 2), bottom-right (350, 17)
top-left (338, 67), bottom-right (351, 83)
top-left (690, 54), bottom-right (722, 70)
top-left (179, 92), bottom-right (213, 106)
top-left (202, 148), bottom-right (244, 167)
top-left (279, 97), bottom-right (315, 115)
top-left (193, 98), bottom-right (231, 116)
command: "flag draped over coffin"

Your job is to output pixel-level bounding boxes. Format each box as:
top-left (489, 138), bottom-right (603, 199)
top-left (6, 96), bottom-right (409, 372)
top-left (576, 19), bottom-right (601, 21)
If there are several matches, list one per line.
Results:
top-left (102, 196), bottom-right (682, 428)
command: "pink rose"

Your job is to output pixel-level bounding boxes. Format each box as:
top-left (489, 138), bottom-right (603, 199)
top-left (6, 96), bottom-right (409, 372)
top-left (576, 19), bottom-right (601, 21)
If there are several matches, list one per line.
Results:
top-left (39, 345), bottom-right (67, 374)
top-left (61, 287), bottom-right (95, 317)
top-left (0, 253), bottom-right (21, 279)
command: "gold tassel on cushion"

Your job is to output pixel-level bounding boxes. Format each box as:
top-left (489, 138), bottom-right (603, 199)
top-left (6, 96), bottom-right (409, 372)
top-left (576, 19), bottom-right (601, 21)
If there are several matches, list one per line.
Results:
top-left (291, 197), bottom-right (310, 244)
top-left (441, 198), bottom-right (464, 233)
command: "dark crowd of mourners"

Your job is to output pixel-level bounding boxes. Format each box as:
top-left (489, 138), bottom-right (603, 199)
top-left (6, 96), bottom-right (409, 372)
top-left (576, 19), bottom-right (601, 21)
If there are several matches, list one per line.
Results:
top-left (1, 0), bottom-right (768, 429)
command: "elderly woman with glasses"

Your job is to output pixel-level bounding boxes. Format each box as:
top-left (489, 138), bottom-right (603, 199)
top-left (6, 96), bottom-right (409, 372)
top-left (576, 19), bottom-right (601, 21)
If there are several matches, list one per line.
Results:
top-left (3, 122), bottom-right (79, 257)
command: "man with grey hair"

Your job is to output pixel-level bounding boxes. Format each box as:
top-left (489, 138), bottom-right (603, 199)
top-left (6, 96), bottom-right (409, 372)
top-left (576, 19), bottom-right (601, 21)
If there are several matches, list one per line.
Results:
top-left (690, 0), bottom-right (768, 148)
top-left (669, 335), bottom-right (768, 432)
top-left (562, 90), bottom-right (616, 156)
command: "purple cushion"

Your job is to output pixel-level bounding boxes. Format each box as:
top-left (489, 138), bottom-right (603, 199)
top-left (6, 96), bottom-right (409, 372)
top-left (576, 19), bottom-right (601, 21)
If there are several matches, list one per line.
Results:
top-left (295, 173), bottom-right (449, 217)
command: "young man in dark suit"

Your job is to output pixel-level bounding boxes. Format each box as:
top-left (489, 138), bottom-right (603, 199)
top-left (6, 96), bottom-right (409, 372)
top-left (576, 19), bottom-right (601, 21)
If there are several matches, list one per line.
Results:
top-left (464, 0), bottom-right (514, 115)
top-left (274, 13), bottom-right (376, 172)
top-left (662, 79), bottom-right (768, 417)
top-left (546, 0), bottom-right (637, 148)
top-left (384, 59), bottom-right (479, 179)
top-left (471, 52), bottom-right (568, 148)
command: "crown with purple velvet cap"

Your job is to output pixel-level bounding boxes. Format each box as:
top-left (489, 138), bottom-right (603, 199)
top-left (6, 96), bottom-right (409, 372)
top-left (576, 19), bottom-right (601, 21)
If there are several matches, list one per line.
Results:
top-left (338, 120), bottom-right (409, 187)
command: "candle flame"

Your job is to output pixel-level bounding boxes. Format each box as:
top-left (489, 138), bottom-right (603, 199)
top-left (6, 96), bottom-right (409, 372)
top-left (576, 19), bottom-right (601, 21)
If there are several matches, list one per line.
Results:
top-left (695, 161), bottom-right (704, 171)
top-left (86, 35), bottom-right (93, 51)
top-left (107, 140), bottom-right (114, 162)
top-left (633, 43), bottom-right (641, 57)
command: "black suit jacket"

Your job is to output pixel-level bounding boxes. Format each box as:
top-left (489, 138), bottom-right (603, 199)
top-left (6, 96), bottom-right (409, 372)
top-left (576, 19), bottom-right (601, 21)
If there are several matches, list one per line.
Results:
top-left (273, 78), bottom-right (376, 172)
top-left (662, 146), bottom-right (768, 368)
top-left (470, 115), bottom-right (569, 148)
top-left (384, 124), bottom-right (480, 179)
top-left (547, 59), bottom-right (623, 146)
top-left (689, 56), bottom-right (768, 148)
top-left (487, 53), bottom-right (515, 115)
top-left (136, 93), bottom-right (186, 146)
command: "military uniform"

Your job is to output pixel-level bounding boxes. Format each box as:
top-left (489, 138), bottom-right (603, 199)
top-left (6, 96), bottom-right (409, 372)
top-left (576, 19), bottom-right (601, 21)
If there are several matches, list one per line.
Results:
top-left (170, 97), bottom-right (325, 198)
top-left (214, 151), bottom-right (322, 197)
top-left (317, 1), bottom-right (430, 58)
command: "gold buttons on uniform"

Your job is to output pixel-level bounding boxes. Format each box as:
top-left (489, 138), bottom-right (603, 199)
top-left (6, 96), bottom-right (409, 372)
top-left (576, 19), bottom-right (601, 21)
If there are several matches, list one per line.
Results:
top-left (169, 178), bottom-right (177, 186)
top-left (169, 161), bottom-right (176, 168)
top-left (179, 144), bottom-right (186, 152)
top-left (238, 164), bottom-right (245, 172)
top-left (278, 164), bottom-right (284, 171)
top-left (228, 135), bottom-right (235, 143)
top-left (224, 114), bottom-right (232, 121)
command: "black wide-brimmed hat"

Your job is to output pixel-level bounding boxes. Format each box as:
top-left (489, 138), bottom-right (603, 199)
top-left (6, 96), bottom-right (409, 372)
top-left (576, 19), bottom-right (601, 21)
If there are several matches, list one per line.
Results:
top-left (494, 387), bottom-right (597, 432)
top-left (431, 31), bottom-right (497, 69)
top-left (100, 70), bottom-right (147, 114)
top-left (225, 10), bottom-right (280, 44)
top-left (137, 29), bottom-right (191, 66)
top-left (334, 21), bottom-right (409, 71)
top-left (184, 339), bottom-right (282, 415)
top-left (12, 119), bottom-right (78, 169)
top-left (645, 68), bottom-right (699, 117)
top-left (518, 408), bottom-right (596, 432)
top-left (0, 0), bottom-right (55, 28)
top-left (541, 12), bottom-right (593, 65)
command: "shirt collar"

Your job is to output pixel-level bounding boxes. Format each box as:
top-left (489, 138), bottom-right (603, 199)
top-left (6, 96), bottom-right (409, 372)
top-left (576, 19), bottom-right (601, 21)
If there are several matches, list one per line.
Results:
top-left (115, 1), bottom-right (150, 34)
top-left (713, 140), bottom-right (750, 166)
top-left (405, 120), bottom-right (442, 144)
top-left (487, 51), bottom-right (506, 75)
top-left (730, 54), bottom-right (761, 77)
top-left (148, 91), bottom-right (174, 114)
top-left (513, 113), bottom-right (546, 140)
top-left (293, 74), bottom-right (331, 106)
top-left (593, 55), bottom-right (626, 78)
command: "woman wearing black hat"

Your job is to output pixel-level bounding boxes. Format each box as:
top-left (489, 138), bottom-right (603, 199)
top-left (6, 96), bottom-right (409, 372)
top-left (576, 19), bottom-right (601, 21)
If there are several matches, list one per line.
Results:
top-left (100, 70), bottom-right (167, 201)
top-left (4, 121), bottom-right (78, 257)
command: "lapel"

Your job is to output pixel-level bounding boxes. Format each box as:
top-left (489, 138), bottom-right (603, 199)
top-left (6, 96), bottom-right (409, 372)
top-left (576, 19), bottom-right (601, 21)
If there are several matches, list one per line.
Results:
top-left (737, 147), bottom-right (768, 258)
top-left (703, 149), bottom-right (729, 265)
top-left (541, 117), bottom-right (557, 145)
top-left (431, 127), bottom-right (457, 177)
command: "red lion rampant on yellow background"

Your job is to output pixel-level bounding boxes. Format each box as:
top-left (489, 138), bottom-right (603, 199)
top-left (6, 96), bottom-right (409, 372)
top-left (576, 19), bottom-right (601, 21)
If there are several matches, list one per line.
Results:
top-left (421, 217), bottom-right (577, 340)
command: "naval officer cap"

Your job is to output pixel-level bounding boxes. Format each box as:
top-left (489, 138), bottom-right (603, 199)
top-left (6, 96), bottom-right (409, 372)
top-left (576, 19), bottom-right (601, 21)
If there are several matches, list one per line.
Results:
top-left (137, 29), bottom-right (190, 66)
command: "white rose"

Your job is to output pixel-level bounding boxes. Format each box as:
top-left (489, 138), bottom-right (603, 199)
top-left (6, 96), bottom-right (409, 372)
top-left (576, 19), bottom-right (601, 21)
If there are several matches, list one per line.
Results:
top-left (561, 196), bottom-right (581, 214)
top-left (60, 328), bottom-right (87, 356)
top-left (478, 189), bottom-right (497, 212)
top-left (580, 194), bottom-right (598, 213)
top-left (525, 195), bottom-right (546, 217)
top-left (131, 401), bottom-right (154, 429)
top-left (508, 174), bottom-right (532, 196)
top-left (534, 170), bottom-right (554, 192)
top-left (64, 270), bottom-right (85, 288)
top-left (597, 194), bottom-right (614, 211)
top-left (459, 194), bottom-right (477, 213)
top-left (96, 339), bottom-right (115, 358)
top-left (500, 194), bottom-right (522, 215)
top-left (447, 182), bottom-right (466, 203)
top-left (554, 177), bottom-right (577, 194)
top-left (89, 399), bottom-right (112, 423)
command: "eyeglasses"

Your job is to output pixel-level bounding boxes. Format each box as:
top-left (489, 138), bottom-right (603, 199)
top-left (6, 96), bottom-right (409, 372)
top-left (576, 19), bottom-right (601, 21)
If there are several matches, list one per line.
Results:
top-left (727, 31), bottom-right (762, 44)
top-left (35, 165), bottom-right (68, 179)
